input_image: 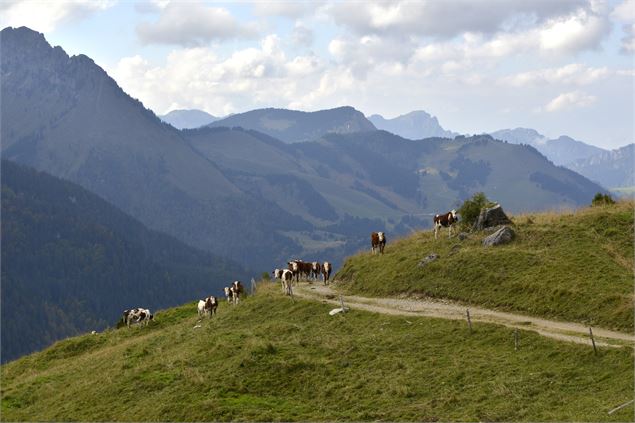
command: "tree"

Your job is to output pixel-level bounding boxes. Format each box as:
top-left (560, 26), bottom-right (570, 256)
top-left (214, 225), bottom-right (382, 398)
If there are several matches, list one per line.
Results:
top-left (457, 192), bottom-right (495, 228)
top-left (592, 192), bottom-right (615, 206)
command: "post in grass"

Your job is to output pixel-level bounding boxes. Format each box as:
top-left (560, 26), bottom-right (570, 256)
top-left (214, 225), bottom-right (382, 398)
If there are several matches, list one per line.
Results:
top-left (589, 327), bottom-right (597, 355)
top-left (466, 309), bottom-right (472, 333)
top-left (514, 328), bottom-right (519, 351)
top-left (250, 277), bottom-right (256, 295)
top-left (340, 295), bottom-right (347, 313)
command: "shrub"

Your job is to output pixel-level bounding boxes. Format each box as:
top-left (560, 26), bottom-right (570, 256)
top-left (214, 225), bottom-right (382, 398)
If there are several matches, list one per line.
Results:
top-left (457, 192), bottom-right (495, 228)
top-left (261, 272), bottom-right (271, 281)
top-left (592, 192), bottom-right (615, 206)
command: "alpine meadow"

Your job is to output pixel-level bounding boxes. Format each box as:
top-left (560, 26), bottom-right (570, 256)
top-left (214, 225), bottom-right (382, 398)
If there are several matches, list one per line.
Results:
top-left (1, 1), bottom-right (634, 422)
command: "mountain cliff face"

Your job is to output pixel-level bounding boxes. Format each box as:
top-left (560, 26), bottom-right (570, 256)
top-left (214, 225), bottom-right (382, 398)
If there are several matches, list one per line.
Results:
top-left (1, 27), bottom-right (609, 273)
top-left (568, 144), bottom-right (635, 189)
top-left (490, 128), bottom-right (606, 166)
top-left (368, 111), bottom-right (457, 139)
top-left (207, 106), bottom-right (376, 143)
top-left (1, 160), bottom-right (247, 362)
top-left (0, 26), bottom-right (306, 269)
top-left (160, 109), bottom-right (219, 129)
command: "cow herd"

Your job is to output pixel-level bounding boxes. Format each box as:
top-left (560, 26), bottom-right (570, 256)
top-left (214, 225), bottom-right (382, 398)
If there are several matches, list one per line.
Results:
top-left (121, 210), bottom-right (459, 328)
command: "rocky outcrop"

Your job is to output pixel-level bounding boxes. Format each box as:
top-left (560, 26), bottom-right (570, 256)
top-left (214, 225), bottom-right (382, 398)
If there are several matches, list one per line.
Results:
top-left (482, 226), bottom-right (515, 247)
top-left (418, 253), bottom-right (439, 267)
top-left (473, 204), bottom-right (512, 230)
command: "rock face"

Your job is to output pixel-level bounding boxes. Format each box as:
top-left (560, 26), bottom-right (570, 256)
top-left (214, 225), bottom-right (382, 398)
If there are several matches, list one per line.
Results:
top-left (418, 253), bottom-right (440, 267)
top-left (473, 204), bottom-right (512, 230)
top-left (482, 226), bottom-right (515, 247)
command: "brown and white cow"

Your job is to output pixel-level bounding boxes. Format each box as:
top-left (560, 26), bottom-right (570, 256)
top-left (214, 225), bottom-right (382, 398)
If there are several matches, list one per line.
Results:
top-left (434, 209), bottom-right (458, 239)
top-left (287, 260), bottom-right (300, 282)
top-left (197, 296), bottom-right (218, 317)
top-left (311, 261), bottom-right (321, 281)
top-left (281, 269), bottom-right (294, 295)
top-left (231, 281), bottom-right (244, 305)
top-left (371, 232), bottom-right (386, 254)
top-left (124, 308), bottom-right (153, 327)
top-left (224, 286), bottom-right (233, 304)
top-left (322, 261), bottom-right (332, 285)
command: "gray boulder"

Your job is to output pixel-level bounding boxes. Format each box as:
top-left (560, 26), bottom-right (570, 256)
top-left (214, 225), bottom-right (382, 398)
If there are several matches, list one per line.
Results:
top-left (482, 226), bottom-right (515, 247)
top-left (458, 232), bottom-right (469, 240)
top-left (418, 253), bottom-right (439, 267)
top-left (473, 204), bottom-right (512, 231)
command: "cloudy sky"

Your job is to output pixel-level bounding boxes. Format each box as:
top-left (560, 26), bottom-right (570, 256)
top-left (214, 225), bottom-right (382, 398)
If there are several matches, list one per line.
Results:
top-left (2, 0), bottom-right (633, 148)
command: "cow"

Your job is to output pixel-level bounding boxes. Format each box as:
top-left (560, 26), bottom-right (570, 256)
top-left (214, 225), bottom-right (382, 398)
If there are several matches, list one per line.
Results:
top-left (434, 210), bottom-right (458, 239)
top-left (322, 261), bottom-right (332, 285)
top-left (287, 260), bottom-right (300, 282)
top-left (310, 261), bottom-right (321, 281)
top-left (124, 308), bottom-right (153, 327)
top-left (371, 232), bottom-right (386, 254)
top-left (281, 269), bottom-right (294, 295)
top-left (272, 268), bottom-right (283, 280)
top-left (197, 296), bottom-right (218, 318)
top-left (231, 281), bottom-right (244, 305)
top-left (224, 286), bottom-right (233, 304)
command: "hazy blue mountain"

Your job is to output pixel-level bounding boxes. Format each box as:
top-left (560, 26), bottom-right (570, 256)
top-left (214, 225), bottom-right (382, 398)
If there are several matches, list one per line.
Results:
top-left (490, 128), bottom-right (607, 166)
top-left (160, 109), bottom-right (219, 129)
top-left (368, 111), bottom-right (457, 139)
top-left (208, 106), bottom-right (376, 143)
top-left (0, 26), bottom-right (306, 270)
top-left (568, 144), bottom-right (635, 189)
top-left (1, 159), bottom-right (248, 362)
top-left (1, 27), bottom-right (610, 275)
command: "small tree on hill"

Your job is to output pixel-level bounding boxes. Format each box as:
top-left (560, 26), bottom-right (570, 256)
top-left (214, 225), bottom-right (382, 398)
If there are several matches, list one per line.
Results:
top-left (592, 192), bottom-right (615, 206)
top-left (261, 271), bottom-right (271, 281)
top-left (458, 192), bottom-right (495, 228)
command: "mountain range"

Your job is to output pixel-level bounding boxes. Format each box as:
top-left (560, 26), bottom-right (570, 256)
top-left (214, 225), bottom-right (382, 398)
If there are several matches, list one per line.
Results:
top-left (368, 111), bottom-right (457, 139)
top-left (568, 144), bottom-right (635, 190)
top-left (159, 109), bottom-right (219, 129)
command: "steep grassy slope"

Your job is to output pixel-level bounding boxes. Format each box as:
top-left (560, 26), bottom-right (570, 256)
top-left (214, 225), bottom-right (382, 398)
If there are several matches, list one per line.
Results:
top-left (337, 202), bottom-right (634, 332)
top-left (1, 284), bottom-right (632, 421)
top-left (1, 160), bottom-right (248, 362)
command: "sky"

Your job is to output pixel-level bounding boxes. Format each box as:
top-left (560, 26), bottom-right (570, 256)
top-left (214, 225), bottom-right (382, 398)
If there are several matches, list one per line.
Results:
top-left (1, 0), bottom-right (634, 149)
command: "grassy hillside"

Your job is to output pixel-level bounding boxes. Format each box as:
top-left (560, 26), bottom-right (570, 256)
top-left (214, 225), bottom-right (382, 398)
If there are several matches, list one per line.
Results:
top-left (337, 201), bottom-right (634, 332)
top-left (1, 284), bottom-right (632, 421)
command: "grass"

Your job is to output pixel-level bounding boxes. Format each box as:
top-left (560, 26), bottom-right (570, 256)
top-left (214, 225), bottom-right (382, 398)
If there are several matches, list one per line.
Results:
top-left (336, 201), bottom-right (634, 332)
top-left (1, 283), bottom-right (633, 422)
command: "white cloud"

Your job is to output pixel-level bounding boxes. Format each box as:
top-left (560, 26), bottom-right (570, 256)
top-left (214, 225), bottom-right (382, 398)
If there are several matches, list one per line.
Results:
top-left (0, 0), bottom-right (113, 33)
top-left (291, 22), bottom-right (313, 46)
top-left (252, 1), bottom-right (321, 19)
top-left (108, 34), bottom-right (326, 115)
top-left (501, 64), bottom-right (609, 87)
top-left (545, 91), bottom-right (597, 112)
top-left (326, 0), bottom-right (588, 38)
top-left (612, 0), bottom-right (635, 52)
top-left (136, 2), bottom-right (258, 46)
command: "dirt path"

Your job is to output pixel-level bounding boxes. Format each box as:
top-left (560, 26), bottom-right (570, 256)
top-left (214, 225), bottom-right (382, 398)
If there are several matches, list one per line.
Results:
top-left (293, 283), bottom-right (634, 348)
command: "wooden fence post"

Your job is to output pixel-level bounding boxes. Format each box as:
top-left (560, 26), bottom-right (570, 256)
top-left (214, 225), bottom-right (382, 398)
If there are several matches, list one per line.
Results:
top-left (589, 327), bottom-right (597, 355)
top-left (466, 309), bottom-right (472, 333)
top-left (514, 328), bottom-right (519, 351)
top-left (340, 295), bottom-right (347, 313)
top-left (250, 278), bottom-right (256, 295)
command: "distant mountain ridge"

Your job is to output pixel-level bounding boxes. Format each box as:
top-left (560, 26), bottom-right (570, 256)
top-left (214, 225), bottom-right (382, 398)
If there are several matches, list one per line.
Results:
top-left (489, 128), bottom-right (607, 166)
top-left (568, 144), bottom-right (635, 189)
top-left (1, 159), bottom-right (247, 362)
top-left (160, 109), bottom-right (219, 129)
top-left (207, 106), bottom-right (376, 143)
top-left (368, 111), bottom-right (457, 139)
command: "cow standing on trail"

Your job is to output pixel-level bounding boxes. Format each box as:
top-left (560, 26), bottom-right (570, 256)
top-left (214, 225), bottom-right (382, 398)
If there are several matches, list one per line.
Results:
top-left (371, 232), bottom-right (386, 254)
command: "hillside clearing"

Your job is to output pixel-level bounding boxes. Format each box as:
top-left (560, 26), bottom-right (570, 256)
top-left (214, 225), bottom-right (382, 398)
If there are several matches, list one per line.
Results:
top-left (337, 201), bottom-right (634, 332)
top-left (1, 284), bottom-right (633, 422)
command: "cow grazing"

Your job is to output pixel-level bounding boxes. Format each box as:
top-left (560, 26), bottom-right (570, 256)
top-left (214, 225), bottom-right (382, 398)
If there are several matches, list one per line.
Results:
top-left (281, 269), bottom-right (294, 295)
top-left (224, 286), bottom-right (233, 304)
top-left (322, 261), bottom-right (332, 285)
top-left (197, 296), bottom-right (218, 317)
top-left (231, 281), bottom-right (244, 305)
top-left (124, 308), bottom-right (153, 327)
top-left (434, 210), bottom-right (458, 239)
top-left (371, 232), bottom-right (386, 254)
